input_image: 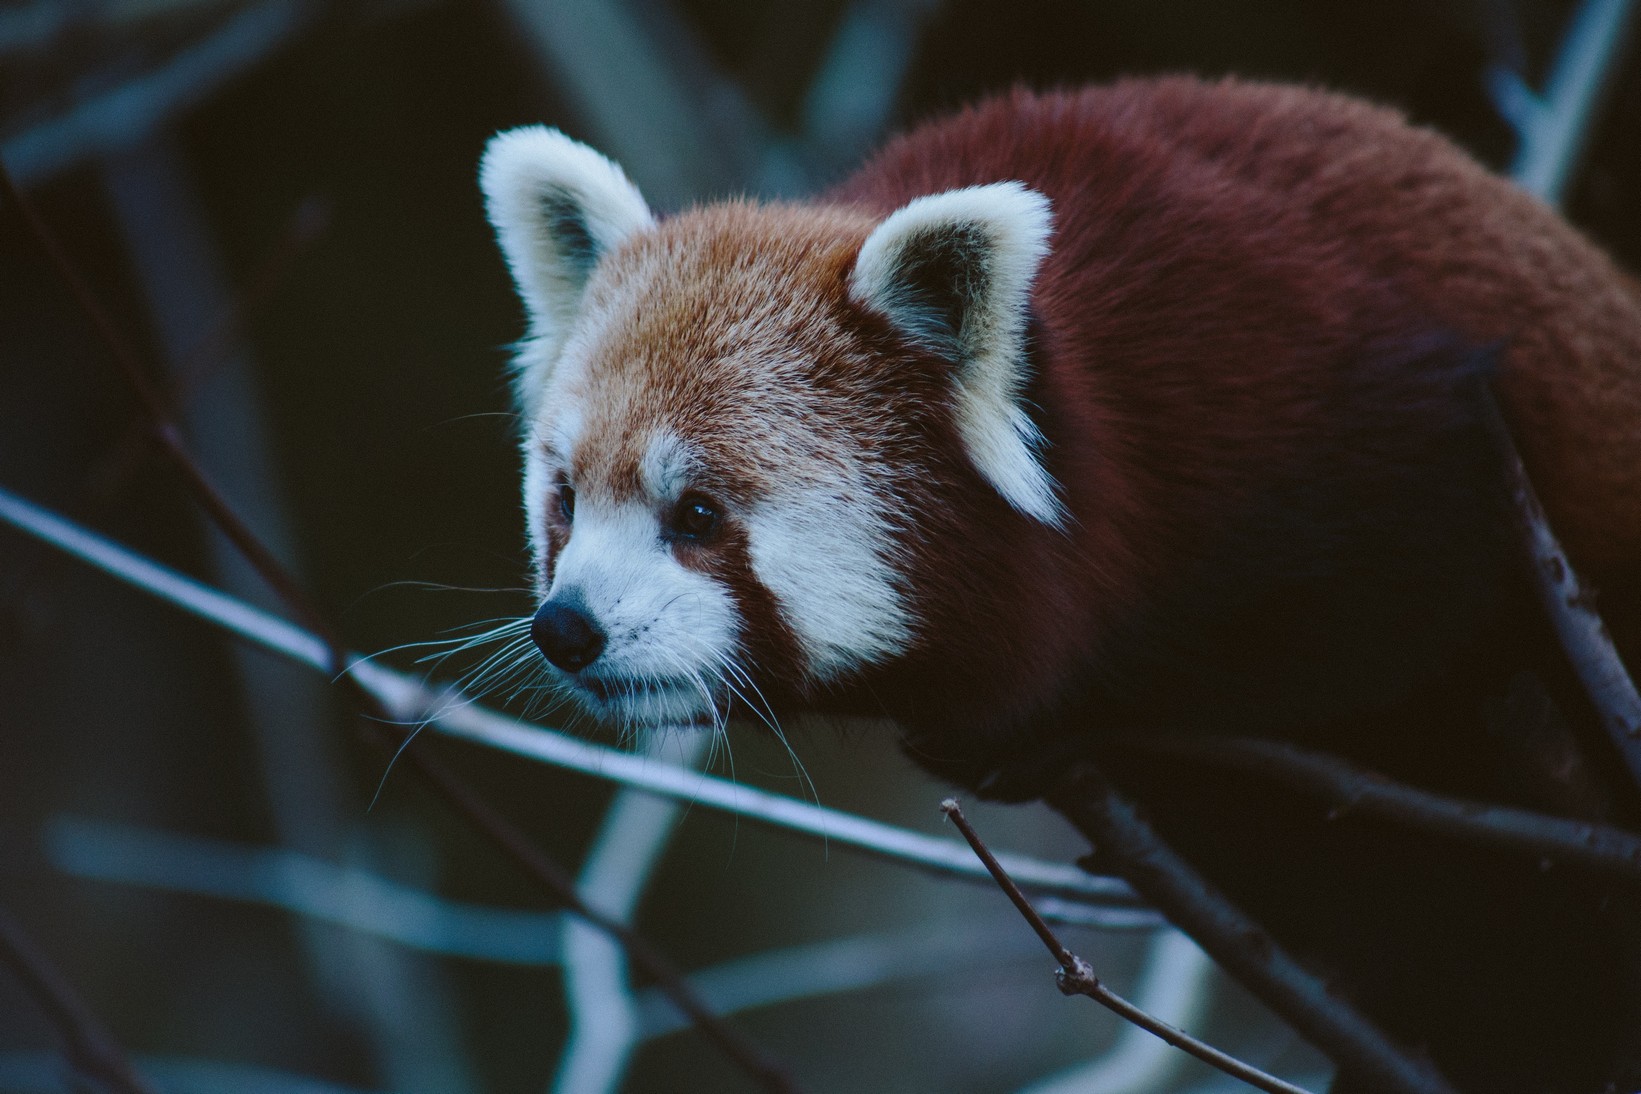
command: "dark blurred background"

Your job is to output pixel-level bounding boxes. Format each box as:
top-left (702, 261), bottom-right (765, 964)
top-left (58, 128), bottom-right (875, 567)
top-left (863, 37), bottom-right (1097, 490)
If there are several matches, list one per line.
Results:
top-left (0, 1), bottom-right (1636, 1092)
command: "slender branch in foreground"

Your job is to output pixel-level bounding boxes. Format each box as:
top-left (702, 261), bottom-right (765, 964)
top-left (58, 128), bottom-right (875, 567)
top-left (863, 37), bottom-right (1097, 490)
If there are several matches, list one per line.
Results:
top-left (1044, 765), bottom-right (1459, 1094)
top-left (0, 481), bottom-right (1160, 1093)
top-left (0, 167), bottom-right (802, 1094)
top-left (1479, 385), bottom-right (1641, 789)
top-left (383, 734), bottom-right (800, 1094)
top-left (0, 482), bottom-right (1146, 920)
top-left (0, 156), bottom-right (338, 656)
top-left (1, 151), bottom-right (1143, 925)
top-left (0, 906), bottom-right (158, 1094)
top-left (1123, 736), bottom-right (1641, 880)
top-left (940, 800), bottom-right (1312, 1094)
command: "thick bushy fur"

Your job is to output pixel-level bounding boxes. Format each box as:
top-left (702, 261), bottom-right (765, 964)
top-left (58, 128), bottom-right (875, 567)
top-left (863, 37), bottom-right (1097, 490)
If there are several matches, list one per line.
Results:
top-left (826, 81), bottom-right (1641, 775)
top-left (482, 78), bottom-right (1641, 1092)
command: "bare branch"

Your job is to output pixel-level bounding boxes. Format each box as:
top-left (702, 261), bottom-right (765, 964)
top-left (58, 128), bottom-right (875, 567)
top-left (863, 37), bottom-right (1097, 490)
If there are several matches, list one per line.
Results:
top-left (1, 1), bottom-right (316, 186)
top-left (553, 733), bottom-right (712, 1094)
top-left (0, 164), bottom-right (804, 1094)
top-left (941, 800), bottom-right (1315, 1094)
top-left (1015, 929), bottom-right (1223, 1094)
top-left (384, 734), bottom-right (805, 1094)
top-left (0, 156), bottom-right (341, 655)
top-left (1043, 767), bottom-right (1460, 1094)
top-left (633, 918), bottom-right (1056, 1041)
top-left (46, 815), bottom-right (563, 965)
top-left (1479, 386), bottom-right (1641, 789)
top-left (1497, 0), bottom-right (1638, 205)
top-left (0, 906), bottom-right (159, 1094)
top-left (1123, 735), bottom-right (1641, 880)
top-left (0, 481), bottom-right (1147, 919)
top-left (0, 0), bottom-right (244, 59)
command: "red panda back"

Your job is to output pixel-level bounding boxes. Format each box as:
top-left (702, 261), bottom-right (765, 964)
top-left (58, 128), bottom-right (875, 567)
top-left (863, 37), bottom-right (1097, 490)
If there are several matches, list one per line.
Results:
top-left (835, 78), bottom-right (1641, 580)
top-left (830, 81), bottom-right (1641, 1092)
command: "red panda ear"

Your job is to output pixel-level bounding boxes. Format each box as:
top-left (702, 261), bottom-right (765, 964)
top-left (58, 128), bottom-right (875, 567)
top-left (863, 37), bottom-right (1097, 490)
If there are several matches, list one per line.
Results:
top-left (479, 127), bottom-right (654, 400)
top-left (849, 183), bottom-right (1064, 526)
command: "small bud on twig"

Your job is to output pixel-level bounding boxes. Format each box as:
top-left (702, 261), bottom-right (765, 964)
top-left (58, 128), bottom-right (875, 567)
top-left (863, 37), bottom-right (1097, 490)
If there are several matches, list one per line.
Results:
top-left (942, 798), bottom-right (1315, 1094)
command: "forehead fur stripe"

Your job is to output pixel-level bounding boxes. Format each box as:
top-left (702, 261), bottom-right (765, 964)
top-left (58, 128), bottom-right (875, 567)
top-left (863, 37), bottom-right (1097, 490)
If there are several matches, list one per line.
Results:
top-left (849, 182), bottom-right (1064, 526)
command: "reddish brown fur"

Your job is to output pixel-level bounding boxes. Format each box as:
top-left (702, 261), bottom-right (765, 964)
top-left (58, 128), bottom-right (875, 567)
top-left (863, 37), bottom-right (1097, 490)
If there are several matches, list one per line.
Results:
top-left (813, 79), bottom-right (1641, 1091)
top-left (568, 203), bottom-right (880, 507)
top-left (839, 79), bottom-right (1641, 559)
top-left (516, 81), bottom-right (1641, 1089)
top-left (821, 79), bottom-right (1641, 749)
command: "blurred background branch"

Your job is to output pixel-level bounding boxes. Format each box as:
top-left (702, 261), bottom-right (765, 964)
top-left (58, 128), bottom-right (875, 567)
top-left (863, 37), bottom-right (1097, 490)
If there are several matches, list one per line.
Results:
top-left (0, 483), bottom-right (1148, 918)
top-left (2, 0), bottom-right (316, 186)
top-left (2, 0), bottom-right (1637, 1091)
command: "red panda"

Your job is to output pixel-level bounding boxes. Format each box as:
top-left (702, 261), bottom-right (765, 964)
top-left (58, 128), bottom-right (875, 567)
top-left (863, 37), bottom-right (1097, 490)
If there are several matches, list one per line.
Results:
top-left (480, 78), bottom-right (1641, 1093)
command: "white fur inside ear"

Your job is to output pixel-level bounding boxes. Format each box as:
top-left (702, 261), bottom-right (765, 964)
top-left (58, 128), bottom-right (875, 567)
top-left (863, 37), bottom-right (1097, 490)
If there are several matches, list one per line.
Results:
top-left (849, 182), bottom-right (1064, 526)
top-left (479, 126), bottom-right (653, 366)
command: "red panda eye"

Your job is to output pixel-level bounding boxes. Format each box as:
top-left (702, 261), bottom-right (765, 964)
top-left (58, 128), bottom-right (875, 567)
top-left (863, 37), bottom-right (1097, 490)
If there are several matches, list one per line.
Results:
top-left (558, 484), bottom-right (576, 523)
top-left (669, 494), bottom-right (719, 542)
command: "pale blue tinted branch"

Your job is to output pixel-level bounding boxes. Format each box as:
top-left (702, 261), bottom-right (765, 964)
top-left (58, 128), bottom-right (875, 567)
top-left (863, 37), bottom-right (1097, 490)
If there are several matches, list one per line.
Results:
top-left (0, 1051), bottom-right (380, 1094)
top-left (552, 733), bottom-right (711, 1094)
top-left (0, 484), bottom-right (1145, 914)
top-left (45, 814), bottom-right (1152, 1050)
top-left (1501, 0), bottom-right (1637, 204)
top-left (1, 0), bottom-right (312, 186)
top-left (633, 918), bottom-right (1059, 1040)
top-left (45, 816), bottom-right (561, 965)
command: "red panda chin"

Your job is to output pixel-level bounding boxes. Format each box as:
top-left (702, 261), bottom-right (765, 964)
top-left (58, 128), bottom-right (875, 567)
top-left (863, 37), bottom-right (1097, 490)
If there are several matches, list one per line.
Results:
top-left (484, 77), bottom-right (1641, 1092)
top-left (570, 672), bottom-right (719, 730)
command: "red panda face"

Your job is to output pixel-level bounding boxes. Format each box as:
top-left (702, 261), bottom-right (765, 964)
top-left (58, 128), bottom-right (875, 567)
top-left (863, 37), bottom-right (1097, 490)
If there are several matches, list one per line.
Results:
top-left (480, 127), bottom-right (1059, 732)
top-left (519, 205), bottom-right (918, 728)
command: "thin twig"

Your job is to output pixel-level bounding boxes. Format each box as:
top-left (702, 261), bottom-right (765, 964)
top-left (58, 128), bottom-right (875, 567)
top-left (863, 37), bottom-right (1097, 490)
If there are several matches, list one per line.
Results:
top-left (0, 906), bottom-right (159, 1094)
top-left (0, 157), bottom-right (340, 656)
top-left (0, 159), bottom-right (804, 1094)
top-left (1013, 930), bottom-right (1222, 1094)
top-left (1045, 766), bottom-right (1458, 1094)
top-left (0, 481), bottom-right (1147, 919)
top-left (940, 800), bottom-right (1313, 1094)
top-left (1479, 385), bottom-right (1641, 789)
top-left (1123, 735), bottom-right (1641, 880)
top-left (384, 735), bottom-right (802, 1094)
top-left (3, 194), bottom-right (332, 641)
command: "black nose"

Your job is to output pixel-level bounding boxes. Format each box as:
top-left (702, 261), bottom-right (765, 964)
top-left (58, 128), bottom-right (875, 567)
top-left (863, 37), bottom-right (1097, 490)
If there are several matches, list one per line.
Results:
top-left (531, 599), bottom-right (607, 673)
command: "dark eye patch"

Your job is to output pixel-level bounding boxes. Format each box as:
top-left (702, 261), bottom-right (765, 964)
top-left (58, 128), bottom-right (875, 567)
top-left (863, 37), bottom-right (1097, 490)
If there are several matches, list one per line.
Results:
top-left (666, 493), bottom-right (720, 542)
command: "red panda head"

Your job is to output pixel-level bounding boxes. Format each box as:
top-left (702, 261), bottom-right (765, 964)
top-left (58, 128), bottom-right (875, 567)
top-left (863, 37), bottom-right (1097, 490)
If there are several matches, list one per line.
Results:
top-left (480, 126), bottom-right (1060, 732)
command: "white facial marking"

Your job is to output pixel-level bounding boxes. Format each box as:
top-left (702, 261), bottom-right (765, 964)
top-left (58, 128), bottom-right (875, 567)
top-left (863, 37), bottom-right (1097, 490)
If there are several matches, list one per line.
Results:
top-left (549, 403), bottom-right (584, 457)
top-left (548, 500), bottom-right (740, 725)
top-left (521, 440), bottom-right (553, 581)
top-left (640, 432), bottom-right (697, 502)
top-left (746, 483), bottom-right (913, 681)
